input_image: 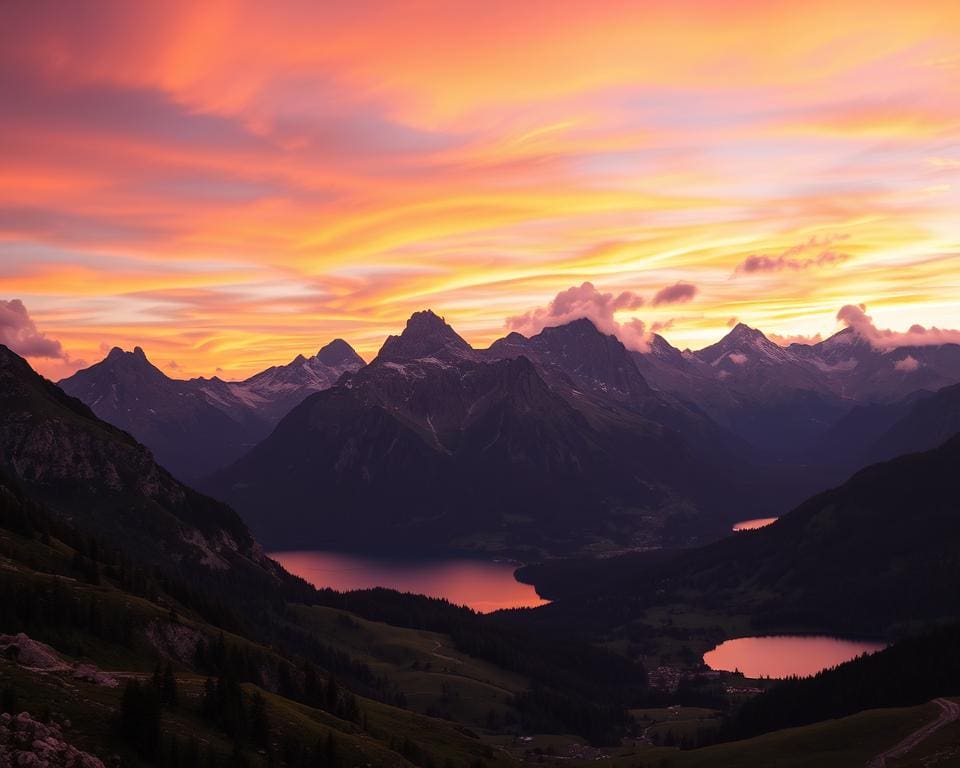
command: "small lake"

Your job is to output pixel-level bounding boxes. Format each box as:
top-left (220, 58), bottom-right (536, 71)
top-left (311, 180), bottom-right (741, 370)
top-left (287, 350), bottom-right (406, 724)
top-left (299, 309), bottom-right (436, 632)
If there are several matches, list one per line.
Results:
top-left (703, 635), bottom-right (886, 679)
top-left (270, 550), bottom-right (549, 613)
top-left (732, 517), bottom-right (778, 531)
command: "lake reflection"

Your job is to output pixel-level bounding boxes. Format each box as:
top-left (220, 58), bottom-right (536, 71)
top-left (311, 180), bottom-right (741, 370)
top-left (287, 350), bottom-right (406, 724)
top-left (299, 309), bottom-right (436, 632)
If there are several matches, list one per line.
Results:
top-left (270, 550), bottom-right (549, 613)
top-left (703, 635), bottom-right (886, 678)
top-left (732, 517), bottom-right (778, 531)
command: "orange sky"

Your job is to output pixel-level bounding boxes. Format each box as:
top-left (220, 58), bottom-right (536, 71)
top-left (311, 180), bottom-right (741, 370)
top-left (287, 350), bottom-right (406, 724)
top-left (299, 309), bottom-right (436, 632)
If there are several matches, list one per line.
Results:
top-left (1, 0), bottom-right (959, 379)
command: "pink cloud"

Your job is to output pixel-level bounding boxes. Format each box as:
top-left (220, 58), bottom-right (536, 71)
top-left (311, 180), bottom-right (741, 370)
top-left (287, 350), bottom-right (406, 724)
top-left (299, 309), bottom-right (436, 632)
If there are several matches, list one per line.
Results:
top-left (652, 282), bottom-right (697, 306)
top-left (506, 281), bottom-right (651, 350)
top-left (736, 235), bottom-right (851, 274)
top-left (837, 304), bottom-right (960, 348)
top-left (0, 299), bottom-right (66, 359)
top-left (894, 355), bottom-right (920, 372)
top-left (769, 332), bottom-right (824, 346)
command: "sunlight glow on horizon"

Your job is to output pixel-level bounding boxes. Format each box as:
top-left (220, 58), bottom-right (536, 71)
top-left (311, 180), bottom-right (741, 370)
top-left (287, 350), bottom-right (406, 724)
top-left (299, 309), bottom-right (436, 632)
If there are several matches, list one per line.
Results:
top-left (1, 0), bottom-right (959, 379)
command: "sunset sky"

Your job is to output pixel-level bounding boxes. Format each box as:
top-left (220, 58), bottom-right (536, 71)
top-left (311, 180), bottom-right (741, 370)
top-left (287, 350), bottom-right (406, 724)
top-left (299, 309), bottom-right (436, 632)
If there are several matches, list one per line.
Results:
top-left (1, 0), bottom-right (959, 379)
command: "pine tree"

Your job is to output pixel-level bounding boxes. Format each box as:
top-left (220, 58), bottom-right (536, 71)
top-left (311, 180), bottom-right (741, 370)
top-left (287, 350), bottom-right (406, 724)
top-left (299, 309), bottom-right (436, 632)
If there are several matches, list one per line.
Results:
top-left (162, 662), bottom-right (179, 707)
top-left (250, 691), bottom-right (270, 751)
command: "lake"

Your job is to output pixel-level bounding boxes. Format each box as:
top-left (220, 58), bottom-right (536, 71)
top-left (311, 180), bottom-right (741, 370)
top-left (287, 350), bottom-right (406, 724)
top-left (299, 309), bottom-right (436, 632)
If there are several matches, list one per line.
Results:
top-left (270, 550), bottom-right (549, 613)
top-left (703, 635), bottom-right (886, 678)
top-left (732, 516), bottom-right (778, 531)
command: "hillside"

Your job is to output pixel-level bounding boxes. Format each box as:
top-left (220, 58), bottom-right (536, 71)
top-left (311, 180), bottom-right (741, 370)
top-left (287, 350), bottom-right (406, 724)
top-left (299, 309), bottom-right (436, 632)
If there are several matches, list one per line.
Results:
top-left (520, 432), bottom-right (960, 637)
top-left (869, 383), bottom-right (960, 463)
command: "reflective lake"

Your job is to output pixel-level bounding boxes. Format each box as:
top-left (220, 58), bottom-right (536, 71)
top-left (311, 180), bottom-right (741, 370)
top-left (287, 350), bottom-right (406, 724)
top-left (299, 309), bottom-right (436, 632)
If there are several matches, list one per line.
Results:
top-left (732, 516), bottom-right (779, 531)
top-left (703, 635), bottom-right (886, 678)
top-left (270, 550), bottom-right (549, 613)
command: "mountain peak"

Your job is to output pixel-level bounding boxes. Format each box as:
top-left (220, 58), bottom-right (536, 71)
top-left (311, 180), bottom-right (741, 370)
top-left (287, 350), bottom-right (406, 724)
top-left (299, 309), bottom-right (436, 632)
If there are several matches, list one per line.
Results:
top-left (376, 310), bottom-right (473, 362)
top-left (316, 338), bottom-right (363, 367)
top-left (649, 333), bottom-right (681, 358)
top-left (562, 317), bottom-right (602, 334)
top-left (102, 345), bottom-right (157, 369)
top-left (725, 322), bottom-right (767, 343)
top-left (405, 309), bottom-right (454, 335)
top-left (535, 317), bottom-right (618, 349)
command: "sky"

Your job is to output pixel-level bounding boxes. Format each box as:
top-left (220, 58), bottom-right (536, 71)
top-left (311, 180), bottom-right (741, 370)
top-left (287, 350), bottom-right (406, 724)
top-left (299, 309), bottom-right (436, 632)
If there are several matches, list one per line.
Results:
top-left (1, 0), bottom-right (959, 380)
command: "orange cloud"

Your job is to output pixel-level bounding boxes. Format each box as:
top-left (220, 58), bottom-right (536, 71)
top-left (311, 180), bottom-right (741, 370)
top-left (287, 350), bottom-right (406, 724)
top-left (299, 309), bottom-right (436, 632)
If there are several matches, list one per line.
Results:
top-left (0, 1), bottom-right (958, 376)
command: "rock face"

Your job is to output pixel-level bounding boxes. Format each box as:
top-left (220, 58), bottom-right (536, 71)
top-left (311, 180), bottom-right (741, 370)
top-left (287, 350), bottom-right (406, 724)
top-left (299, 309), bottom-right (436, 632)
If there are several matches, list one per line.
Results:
top-left (0, 634), bottom-right (119, 687)
top-left (0, 634), bottom-right (71, 674)
top-left (0, 711), bottom-right (106, 768)
top-left (207, 312), bottom-right (736, 554)
top-left (58, 341), bottom-right (364, 480)
top-left (0, 344), bottom-right (276, 578)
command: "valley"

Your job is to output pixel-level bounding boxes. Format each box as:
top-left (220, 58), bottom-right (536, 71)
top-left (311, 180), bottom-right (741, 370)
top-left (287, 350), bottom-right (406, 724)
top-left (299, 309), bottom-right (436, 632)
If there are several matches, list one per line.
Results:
top-left (2, 307), bottom-right (959, 768)
top-left (4, 4), bottom-right (960, 765)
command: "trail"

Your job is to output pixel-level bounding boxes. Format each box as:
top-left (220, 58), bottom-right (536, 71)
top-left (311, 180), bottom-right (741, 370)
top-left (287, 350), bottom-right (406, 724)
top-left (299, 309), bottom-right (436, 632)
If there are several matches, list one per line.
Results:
top-left (866, 698), bottom-right (959, 768)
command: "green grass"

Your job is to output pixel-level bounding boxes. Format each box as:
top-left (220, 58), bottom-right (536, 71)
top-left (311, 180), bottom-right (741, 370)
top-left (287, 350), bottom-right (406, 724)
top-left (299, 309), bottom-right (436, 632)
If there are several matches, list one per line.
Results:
top-left (889, 698), bottom-right (960, 768)
top-left (292, 604), bottom-right (527, 727)
top-left (574, 703), bottom-right (937, 768)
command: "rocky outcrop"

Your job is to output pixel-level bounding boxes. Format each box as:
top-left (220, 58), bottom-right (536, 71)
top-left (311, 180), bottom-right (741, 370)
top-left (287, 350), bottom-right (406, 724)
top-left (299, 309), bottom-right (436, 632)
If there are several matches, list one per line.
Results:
top-left (0, 634), bottom-right (118, 688)
top-left (0, 712), bottom-right (105, 768)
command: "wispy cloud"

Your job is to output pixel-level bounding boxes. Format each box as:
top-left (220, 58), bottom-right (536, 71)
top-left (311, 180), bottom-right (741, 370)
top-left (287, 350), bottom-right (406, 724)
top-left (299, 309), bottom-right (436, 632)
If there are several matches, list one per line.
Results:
top-left (0, 1), bottom-right (958, 375)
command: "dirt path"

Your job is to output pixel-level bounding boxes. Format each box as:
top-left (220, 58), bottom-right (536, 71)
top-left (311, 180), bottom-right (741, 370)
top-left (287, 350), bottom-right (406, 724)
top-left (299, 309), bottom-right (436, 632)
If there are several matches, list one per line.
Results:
top-left (866, 698), bottom-right (959, 768)
top-left (431, 640), bottom-right (464, 665)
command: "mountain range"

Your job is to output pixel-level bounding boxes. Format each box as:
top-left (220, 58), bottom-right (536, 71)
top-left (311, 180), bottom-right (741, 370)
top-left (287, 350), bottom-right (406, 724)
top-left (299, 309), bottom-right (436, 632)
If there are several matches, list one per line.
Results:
top-left (634, 323), bottom-right (960, 457)
top-left (205, 311), bottom-right (735, 554)
top-left (2, 331), bottom-right (960, 766)
top-left (58, 340), bottom-right (364, 479)
top-left (55, 311), bottom-right (960, 555)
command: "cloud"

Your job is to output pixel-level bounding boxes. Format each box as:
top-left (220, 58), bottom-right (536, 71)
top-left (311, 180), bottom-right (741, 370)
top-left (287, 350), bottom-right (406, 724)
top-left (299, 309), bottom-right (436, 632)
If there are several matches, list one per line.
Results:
top-left (736, 236), bottom-right (850, 274)
top-left (837, 304), bottom-right (960, 348)
top-left (0, 299), bottom-right (66, 358)
top-left (894, 355), bottom-right (920, 372)
top-left (505, 281), bottom-right (650, 350)
top-left (769, 332), bottom-right (824, 346)
top-left (652, 282), bottom-right (697, 306)
top-left (728, 352), bottom-right (748, 364)
top-left (726, 317), bottom-right (739, 328)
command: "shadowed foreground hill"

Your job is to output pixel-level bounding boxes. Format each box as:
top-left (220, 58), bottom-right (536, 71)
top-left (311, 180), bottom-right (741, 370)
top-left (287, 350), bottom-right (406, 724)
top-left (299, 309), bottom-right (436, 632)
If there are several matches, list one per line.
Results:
top-left (0, 343), bottom-right (278, 584)
top-left (521, 432), bottom-right (960, 636)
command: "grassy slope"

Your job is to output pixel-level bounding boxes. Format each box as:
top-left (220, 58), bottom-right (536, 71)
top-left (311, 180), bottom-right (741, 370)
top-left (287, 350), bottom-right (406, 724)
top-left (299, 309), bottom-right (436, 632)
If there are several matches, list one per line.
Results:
top-left (291, 604), bottom-right (527, 726)
top-left (0, 523), bottom-right (511, 768)
top-left (580, 702), bottom-right (941, 768)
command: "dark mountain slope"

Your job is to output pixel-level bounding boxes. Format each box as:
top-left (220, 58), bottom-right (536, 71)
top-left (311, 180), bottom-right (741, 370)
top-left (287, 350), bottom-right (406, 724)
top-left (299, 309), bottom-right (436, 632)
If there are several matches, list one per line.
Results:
top-left (869, 383), bottom-right (960, 462)
top-left (520, 432), bottom-right (960, 636)
top-left (0, 343), bottom-right (276, 581)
